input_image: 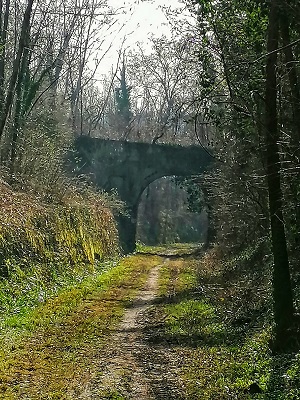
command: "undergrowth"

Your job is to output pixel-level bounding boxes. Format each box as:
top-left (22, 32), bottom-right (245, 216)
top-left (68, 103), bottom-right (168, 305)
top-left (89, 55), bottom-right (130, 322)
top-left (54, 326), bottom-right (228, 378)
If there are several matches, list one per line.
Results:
top-left (0, 257), bottom-right (117, 331)
top-left (0, 122), bottom-right (123, 279)
top-left (0, 182), bottom-right (120, 277)
top-left (0, 180), bottom-right (121, 333)
top-left (154, 245), bottom-right (300, 399)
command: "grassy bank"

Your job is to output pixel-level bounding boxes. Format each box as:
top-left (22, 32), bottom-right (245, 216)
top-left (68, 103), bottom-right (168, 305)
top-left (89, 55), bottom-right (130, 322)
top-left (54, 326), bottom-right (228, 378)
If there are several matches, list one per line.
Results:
top-left (0, 180), bottom-right (121, 328)
top-left (153, 246), bottom-right (300, 399)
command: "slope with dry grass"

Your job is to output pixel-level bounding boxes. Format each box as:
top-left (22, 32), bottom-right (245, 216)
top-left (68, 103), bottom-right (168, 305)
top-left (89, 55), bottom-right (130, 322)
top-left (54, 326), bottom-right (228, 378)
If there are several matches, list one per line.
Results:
top-left (0, 172), bottom-right (123, 335)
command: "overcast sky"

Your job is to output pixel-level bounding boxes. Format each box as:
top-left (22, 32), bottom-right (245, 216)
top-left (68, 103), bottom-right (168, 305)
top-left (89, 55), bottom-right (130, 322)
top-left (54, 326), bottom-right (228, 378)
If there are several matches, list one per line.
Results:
top-left (97, 0), bottom-right (181, 75)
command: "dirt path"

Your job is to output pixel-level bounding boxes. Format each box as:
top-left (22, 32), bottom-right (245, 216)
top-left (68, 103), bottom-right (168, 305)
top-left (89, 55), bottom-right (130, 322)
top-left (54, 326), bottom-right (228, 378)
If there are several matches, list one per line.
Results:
top-left (84, 260), bottom-right (187, 400)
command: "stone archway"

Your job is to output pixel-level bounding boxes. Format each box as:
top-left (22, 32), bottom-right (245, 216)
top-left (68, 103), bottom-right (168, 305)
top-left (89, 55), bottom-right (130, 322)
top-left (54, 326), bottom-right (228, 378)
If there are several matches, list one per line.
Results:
top-left (74, 136), bottom-right (213, 253)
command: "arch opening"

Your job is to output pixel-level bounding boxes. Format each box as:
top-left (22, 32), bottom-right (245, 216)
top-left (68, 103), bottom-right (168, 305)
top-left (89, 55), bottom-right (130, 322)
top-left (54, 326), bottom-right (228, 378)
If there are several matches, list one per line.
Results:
top-left (136, 176), bottom-right (208, 247)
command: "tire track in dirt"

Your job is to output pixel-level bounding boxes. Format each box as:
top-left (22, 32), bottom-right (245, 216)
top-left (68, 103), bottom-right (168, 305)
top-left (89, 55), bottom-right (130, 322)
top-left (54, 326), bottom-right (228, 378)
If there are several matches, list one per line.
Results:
top-left (82, 259), bottom-right (186, 400)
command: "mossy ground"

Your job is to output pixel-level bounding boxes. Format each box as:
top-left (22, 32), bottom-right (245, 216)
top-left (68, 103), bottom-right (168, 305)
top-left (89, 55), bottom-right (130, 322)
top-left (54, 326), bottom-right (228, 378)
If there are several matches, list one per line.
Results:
top-left (0, 254), bottom-right (161, 399)
top-left (148, 246), bottom-right (300, 399)
top-left (1, 245), bottom-right (299, 399)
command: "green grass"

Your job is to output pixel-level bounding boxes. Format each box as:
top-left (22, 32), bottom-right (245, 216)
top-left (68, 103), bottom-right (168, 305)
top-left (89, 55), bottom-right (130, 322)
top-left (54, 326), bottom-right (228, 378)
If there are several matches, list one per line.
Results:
top-left (99, 390), bottom-right (126, 399)
top-left (0, 257), bottom-right (117, 332)
top-left (1, 244), bottom-right (300, 399)
top-left (155, 249), bottom-right (300, 400)
top-left (165, 299), bottom-right (223, 339)
top-left (0, 253), bottom-right (162, 399)
top-left (136, 242), bottom-right (201, 255)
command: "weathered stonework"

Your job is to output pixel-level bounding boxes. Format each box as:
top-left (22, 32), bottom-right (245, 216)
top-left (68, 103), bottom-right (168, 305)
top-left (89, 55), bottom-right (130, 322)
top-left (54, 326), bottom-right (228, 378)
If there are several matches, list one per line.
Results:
top-left (74, 136), bottom-right (213, 253)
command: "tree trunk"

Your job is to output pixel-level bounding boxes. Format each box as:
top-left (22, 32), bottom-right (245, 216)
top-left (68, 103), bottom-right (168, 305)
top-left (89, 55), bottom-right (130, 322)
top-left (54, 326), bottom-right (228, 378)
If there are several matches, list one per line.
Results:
top-left (0, 0), bottom-right (34, 139)
top-left (280, 12), bottom-right (300, 142)
top-left (265, 0), bottom-right (294, 345)
top-left (0, 0), bottom-right (10, 114)
top-left (279, 6), bottom-right (300, 272)
top-left (202, 187), bottom-right (216, 250)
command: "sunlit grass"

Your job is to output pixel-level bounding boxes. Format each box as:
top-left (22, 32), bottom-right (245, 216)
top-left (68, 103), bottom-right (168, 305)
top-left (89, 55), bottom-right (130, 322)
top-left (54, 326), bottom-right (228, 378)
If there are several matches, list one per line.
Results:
top-left (165, 299), bottom-right (222, 338)
top-left (0, 254), bottom-right (161, 399)
top-left (0, 258), bottom-right (115, 332)
top-left (98, 389), bottom-right (126, 399)
top-left (136, 241), bottom-right (201, 255)
top-left (158, 257), bottom-right (198, 297)
top-left (155, 248), bottom-right (300, 400)
top-left (1, 244), bottom-right (299, 399)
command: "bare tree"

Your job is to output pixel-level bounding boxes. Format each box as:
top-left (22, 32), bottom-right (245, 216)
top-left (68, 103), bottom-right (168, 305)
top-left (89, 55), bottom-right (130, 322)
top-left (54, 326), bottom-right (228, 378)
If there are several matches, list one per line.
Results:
top-left (0, 0), bottom-right (116, 173)
top-left (123, 35), bottom-right (215, 145)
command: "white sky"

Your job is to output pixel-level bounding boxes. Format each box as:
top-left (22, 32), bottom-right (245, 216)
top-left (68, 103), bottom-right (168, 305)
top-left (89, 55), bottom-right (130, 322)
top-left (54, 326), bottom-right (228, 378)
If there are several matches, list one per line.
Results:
top-left (97, 0), bottom-right (182, 75)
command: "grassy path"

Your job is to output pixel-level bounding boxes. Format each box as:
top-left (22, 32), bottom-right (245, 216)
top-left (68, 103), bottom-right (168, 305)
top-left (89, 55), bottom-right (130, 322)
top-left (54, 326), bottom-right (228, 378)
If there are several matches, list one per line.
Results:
top-left (0, 254), bottom-right (161, 399)
top-left (1, 245), bottom-right (300, 399)
top-left (92, 258), bottom-right (187, 400)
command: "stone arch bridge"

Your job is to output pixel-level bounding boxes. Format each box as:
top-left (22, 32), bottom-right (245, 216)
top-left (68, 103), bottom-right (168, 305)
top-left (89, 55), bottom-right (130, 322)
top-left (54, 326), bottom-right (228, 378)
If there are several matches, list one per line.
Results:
top-left (74, 136), bottom-right (213, 253)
